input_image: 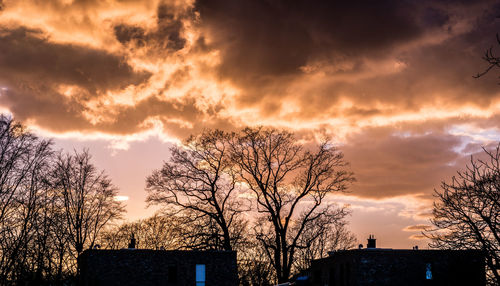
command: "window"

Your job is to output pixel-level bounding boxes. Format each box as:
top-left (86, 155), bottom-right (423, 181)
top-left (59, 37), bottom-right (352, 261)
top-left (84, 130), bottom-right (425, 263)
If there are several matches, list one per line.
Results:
top-left (313, 269), bottom-right (321, 283)
top-left (168, 265), bottom-right (177, 283)
top-left (329, 267), bottom-right (336, 286)
top-left (340, 264), bottom-right (344, 286)
top-left (345, 263), bottom-right (350, 286)
top-left (196, 264), bottom-right (206, 286)
top-left (425, 263), bottom-right (432, 280)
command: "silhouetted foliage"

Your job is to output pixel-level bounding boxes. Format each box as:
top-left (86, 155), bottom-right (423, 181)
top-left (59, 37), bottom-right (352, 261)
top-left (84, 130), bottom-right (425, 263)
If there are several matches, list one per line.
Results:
top-left (426, 144), bottom-right (500, 285)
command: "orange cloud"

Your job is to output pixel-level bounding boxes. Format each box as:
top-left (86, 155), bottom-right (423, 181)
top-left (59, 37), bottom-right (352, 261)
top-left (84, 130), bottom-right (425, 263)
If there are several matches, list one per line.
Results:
top-left (4, 1), bottom-right (498, 245)
top-left (403, 224), bottom-right (432, 232)
top-left (0, 0), bottom-right (499, 141)
top-left (0, 0), bottom-right (499, 204)
top-left (409, 234), bottom-right (427, 240)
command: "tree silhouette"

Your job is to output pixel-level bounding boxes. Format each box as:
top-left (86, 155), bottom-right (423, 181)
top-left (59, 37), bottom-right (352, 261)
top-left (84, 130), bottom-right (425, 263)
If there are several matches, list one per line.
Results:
top-left (52, 150), bottom-right (125, 259)
top-left (293, 214), bottom-right (357, 273)
top-left (229, 127), bottom-right (354, 283)
top-left (144, 127), bottom-right (355, 284)
top-left (426, 144), bottom-right (500, 285)
top-left (0, 115), bottom-right (125, 284)
top-left (474, 33), bottom-right (500, 81)
top-left (146, 130), bottom-right (248, 251)
top-left (0, 115), bottom-right (53, 284)
top-left (100, 212), bottom-right (183, 250)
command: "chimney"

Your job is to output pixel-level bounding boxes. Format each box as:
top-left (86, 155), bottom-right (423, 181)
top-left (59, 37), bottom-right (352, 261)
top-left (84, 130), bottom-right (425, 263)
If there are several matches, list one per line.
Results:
top-left (128, 233), bottom-right (136, 249)
top-left (367, 234), bottom-right (376, 248)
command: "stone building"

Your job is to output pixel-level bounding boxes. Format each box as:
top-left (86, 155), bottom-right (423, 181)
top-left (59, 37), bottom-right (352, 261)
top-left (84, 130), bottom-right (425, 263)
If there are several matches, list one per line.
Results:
top-left (308, 236), bottom-right (485, 286)
top-left (78, 249), bottom-right (238, 286)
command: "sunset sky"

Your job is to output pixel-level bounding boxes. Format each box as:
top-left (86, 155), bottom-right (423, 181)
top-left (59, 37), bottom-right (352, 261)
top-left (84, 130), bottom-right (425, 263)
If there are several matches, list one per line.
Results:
top-left (0, 0), bottom-right (499, 249)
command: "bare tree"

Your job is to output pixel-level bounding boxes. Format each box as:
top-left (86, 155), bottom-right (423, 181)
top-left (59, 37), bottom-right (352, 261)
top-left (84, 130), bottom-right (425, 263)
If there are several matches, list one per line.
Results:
top-left (229, 127), bottom-right (354, 283)
top-left (141, 212), bottom-right (183, 250)
top-left (294, 215), bottom-right (357, 273)
top-left (0, 115), bottom-right (53, 284)
top-left (237, 239), bottom-right (275, 286)
top-left (42, 188), bottom-right (74, 283)
top-left (0, 115), bottom-right (126, 284)
top-left (52, 150), bottom-right (125, 260)
top-left (100, 212), bottom-right (183, 250)
top-left (146, 130), bottom-right (247, 251)
top-left (474, 33), bottom-right (500, 80)
top-left (426, 144), bottom-right (500, 285)
top-left (99, 220), bottom-right (142, 250)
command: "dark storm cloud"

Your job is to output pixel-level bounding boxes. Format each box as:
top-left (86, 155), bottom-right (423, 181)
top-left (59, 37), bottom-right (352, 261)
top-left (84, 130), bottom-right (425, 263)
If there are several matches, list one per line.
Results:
top-left (4, 82), bottom-right (234, 138)
top-left (114, 2), bottom-right (189, 52)
top-left (4, 87), bottom-right (92, 132)
top-left (91, 94), bottom-right (237, 138)
top-left (0, 27), bottom-right (150, 130)
top-left (114, 25), bottom-right (147, 46)
top-left (156, 3), bottom-right (188, 51)
top-left (1, 0), bottom-right (499, 150)
top-left (194, 0), bottom-right (445, 81)
top-left (193, 0), bottom-right (499, 118)
top-left (338, 4), bottom-right (500, 113)
top-left (295, 25), bottom-right (500, 121)
top-left (342, 127), bottom-right (463, 198)
top-left (0, 28), bottom-right (150, 93)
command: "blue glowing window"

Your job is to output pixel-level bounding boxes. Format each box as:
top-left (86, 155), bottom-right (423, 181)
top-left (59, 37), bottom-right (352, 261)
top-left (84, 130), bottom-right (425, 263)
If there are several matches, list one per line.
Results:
top-left (196, 264), bottom-right (206, 286)
top-left (425, 263), bottom-right (432, 280)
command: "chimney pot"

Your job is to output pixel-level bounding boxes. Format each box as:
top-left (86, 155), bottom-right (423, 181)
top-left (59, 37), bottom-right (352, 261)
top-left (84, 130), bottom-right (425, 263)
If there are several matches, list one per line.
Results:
top-left (367, 234), bottom-right (376, 248)
top-left (128, 233), bottom-right (136, 249)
